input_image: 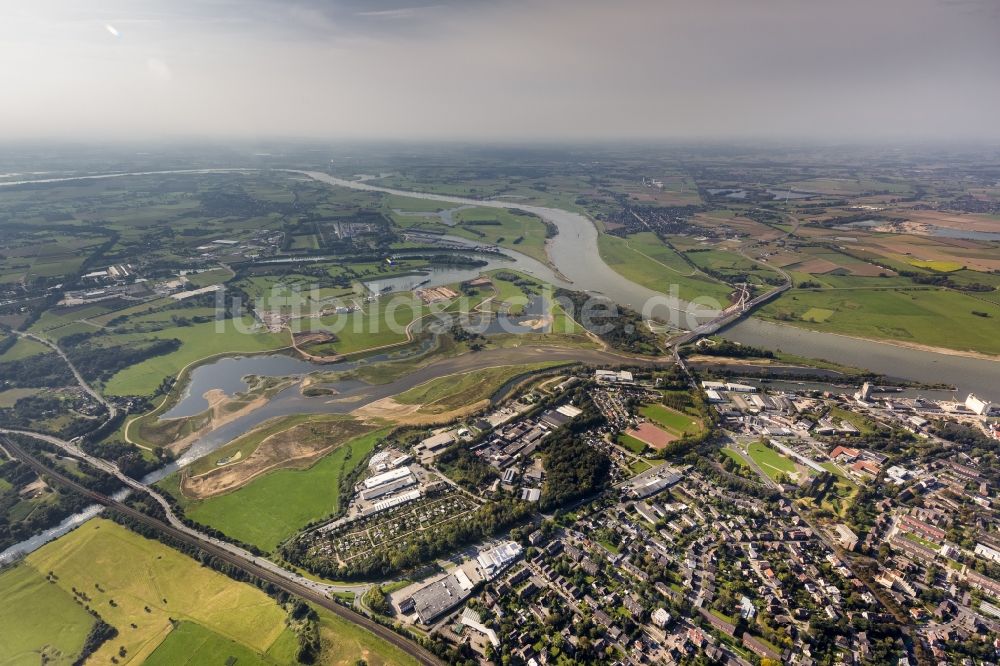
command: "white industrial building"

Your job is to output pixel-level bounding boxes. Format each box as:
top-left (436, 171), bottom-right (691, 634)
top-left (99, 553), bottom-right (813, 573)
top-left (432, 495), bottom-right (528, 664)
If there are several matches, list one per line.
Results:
top-left (363, 466), bottom-right (412, 490)
top-left (975, 543), bottom-right (1000, 564)
top-left (476, 541), bottom-right (523, 579)
top-left (966, 394), bottom-right (995, 416)
top-left (595, 369), bottom-right (633, 383)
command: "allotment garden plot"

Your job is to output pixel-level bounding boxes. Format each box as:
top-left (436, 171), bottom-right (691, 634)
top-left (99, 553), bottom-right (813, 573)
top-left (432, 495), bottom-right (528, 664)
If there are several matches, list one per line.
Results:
top-left (300, 485), bottom-right (479, 568)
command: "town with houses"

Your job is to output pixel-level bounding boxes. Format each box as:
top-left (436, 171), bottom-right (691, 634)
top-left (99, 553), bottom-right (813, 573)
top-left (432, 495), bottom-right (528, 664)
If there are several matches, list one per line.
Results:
top-left (282, 359), bottom-right (1000, 665)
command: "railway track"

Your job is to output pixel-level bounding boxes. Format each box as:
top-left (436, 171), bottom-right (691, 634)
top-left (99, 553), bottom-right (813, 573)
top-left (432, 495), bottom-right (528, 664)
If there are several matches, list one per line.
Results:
top-left (3, 437), bottom-right (443, 666)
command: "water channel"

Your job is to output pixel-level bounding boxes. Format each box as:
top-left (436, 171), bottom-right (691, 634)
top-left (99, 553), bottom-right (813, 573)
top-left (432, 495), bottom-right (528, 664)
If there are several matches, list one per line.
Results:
top-left (4, 167), bottom-right (999, 561)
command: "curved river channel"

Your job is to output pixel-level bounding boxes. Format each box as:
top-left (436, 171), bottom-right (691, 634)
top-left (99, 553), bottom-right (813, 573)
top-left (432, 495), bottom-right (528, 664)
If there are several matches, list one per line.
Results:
top-left (299, 171), bottom-right (1000, 397)
top-left (2, 167), bottom-right (997, 562)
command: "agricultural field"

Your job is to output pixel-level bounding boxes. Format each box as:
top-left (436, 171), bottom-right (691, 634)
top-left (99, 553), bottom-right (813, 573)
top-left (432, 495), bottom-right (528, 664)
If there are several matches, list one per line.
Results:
top-left (597, 233), bottom-right (733, 304)
top-left (684, 248), bottom-right (784, 287)
top-left (142, 621), bottom-right (283, 666)
top-left (6, 518), bottom-right (413, 666)
top-left (0, 562), bottom-right (96, 666)
top-left (780, 177), bottom-right (914, 196)
top-left (450, 207), bottom-right (552, 265)
top-left (905, 259), bottom-right (963, 272)
top-left (760, 286), bottom-right (1000, 355)
top-left (359, 168), bottom-right (592, 213)
top-left (22, 519), bottom-right (290, 665)
top-left (163, 428), bottom-right (390, 552)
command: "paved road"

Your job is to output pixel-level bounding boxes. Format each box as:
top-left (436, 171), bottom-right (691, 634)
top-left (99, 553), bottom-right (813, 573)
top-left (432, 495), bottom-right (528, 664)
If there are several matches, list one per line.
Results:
top-left (12, 330), bottom-right (117, 422)
top-left (0, 428), bottom-right (369, 599)
top-left (2, 436), bottom-right (441, 666)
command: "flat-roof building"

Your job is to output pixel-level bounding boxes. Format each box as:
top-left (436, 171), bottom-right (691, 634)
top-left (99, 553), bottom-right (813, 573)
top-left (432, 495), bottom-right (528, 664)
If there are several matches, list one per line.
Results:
top-left (476, 541), bottom-right (523, 579)
top-left (360, 474), bottom-right (416, 501)
top-left (409, 574), bottom-right (471, 624)
top-left (363, 466), bottom-right (411, 490)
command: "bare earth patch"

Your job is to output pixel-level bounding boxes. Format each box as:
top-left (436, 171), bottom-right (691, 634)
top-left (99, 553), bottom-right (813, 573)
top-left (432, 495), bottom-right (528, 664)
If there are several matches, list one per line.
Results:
top-left (625, 423), bottom-right (678, 450)
top-left (352, 395), bottom-right (489, 426)
top-left (165, 389), bottom-right (270, 456)
top-left (791, 258), bottom-right (842, 274)
top-left (181, 419), bottom-right (373, 499)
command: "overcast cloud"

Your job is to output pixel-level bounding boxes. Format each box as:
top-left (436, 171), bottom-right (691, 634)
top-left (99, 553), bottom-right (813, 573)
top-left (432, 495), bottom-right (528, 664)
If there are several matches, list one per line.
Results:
top-left (2, 0), bottom-right (999, 141)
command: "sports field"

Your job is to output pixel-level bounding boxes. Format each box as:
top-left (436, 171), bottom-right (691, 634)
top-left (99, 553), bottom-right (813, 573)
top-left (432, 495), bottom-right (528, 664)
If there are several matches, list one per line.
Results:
top-left (617, 432), bottom-right (649, 454)
top-left (638, 403), bottom-right (701, 437)
top-left (624, 423), bottom-right (676, 450)
top-left (746, 441), bottom-right (798, 482)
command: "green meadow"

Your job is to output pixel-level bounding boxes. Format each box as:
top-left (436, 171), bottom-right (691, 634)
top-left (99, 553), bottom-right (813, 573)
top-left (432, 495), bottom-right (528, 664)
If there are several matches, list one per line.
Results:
top-left (170, 428), bottom-right (390, 552)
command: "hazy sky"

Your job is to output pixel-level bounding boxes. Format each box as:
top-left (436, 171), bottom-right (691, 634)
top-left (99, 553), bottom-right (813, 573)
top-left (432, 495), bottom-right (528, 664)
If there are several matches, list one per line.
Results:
top-left (3, 0), bottom-right (999, 142)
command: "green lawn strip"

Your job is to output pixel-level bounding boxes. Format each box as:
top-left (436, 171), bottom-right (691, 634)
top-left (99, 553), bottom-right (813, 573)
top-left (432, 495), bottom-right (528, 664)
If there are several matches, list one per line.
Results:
top-left (746, 441), bottom-right (797, 482)
top-left (181, 428), bottom-right (391, 552)
top-left (617, 433), bottom-right (648, 455)
top-left (722, 447), bottom-right (750, 467)
top-left (629, 459), bottom-right (653, 475)
top-left (903, 531), bottom-right (940, 551)
top-left (820, 462), bottom-right (849, 479)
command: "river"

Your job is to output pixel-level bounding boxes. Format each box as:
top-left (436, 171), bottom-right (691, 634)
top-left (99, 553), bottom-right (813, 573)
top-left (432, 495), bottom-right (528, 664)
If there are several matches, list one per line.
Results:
top-left (297, 170), bottom-right (1000, 398)
top-left (10, 166), bottom-right (1000, 397)
top-left (4, 166), bottom-right (999, 561)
